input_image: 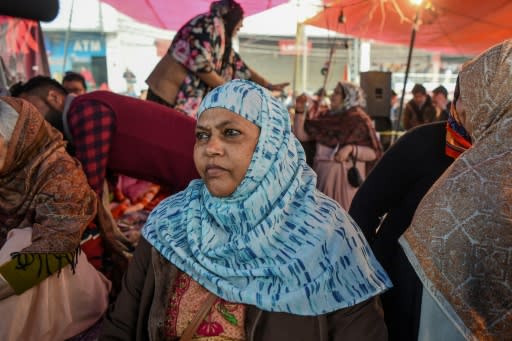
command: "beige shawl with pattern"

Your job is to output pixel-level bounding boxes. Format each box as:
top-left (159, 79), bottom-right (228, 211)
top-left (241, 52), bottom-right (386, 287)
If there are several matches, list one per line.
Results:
top-left (401, 40), bottom-right (512, 340)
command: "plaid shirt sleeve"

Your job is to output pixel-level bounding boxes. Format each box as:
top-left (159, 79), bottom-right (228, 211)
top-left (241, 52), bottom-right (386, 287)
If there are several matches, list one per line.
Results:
top-left (67, 100), bottom-right (116, 197)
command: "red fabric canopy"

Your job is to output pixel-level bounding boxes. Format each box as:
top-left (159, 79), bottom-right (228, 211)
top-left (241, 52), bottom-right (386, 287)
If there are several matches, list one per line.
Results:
top-left (100, 0), bottom-right (288, 30)
top-left (305, 0), bottom-right (512, 55)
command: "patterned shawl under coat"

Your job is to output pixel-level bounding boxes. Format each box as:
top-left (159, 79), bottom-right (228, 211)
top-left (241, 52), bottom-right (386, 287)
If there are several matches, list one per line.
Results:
top-left (0, 97), bottom-right (96, 254)
top-left (304, 82), bottom-right (383, 172)
top-left (400, 40), bottom-right (512, 340)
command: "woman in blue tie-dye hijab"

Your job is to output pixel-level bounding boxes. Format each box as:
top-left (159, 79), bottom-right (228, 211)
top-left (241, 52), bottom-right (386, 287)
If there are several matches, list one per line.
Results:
top-left (102, 80), bottom-right (391, 340)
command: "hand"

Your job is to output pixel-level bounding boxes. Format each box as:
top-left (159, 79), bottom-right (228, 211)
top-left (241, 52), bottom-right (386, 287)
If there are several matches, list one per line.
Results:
top-left (295, 93), bottom-right (308, 112)
top-left (334, 145), bottom-right (353, 162)
top-left (268, 82), bottom-right (290, 92)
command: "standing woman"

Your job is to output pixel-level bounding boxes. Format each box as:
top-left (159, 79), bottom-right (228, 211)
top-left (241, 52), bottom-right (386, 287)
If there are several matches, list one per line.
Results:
top-left (101, 80), bottom-right (391, 340)
top-left (146, 0), bottom-right (287, 117)
top-left (293, 82), bottom-right (382, 210)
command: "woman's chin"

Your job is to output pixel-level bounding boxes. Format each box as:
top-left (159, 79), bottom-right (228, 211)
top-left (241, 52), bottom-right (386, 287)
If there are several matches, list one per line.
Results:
top-left (204, 180), bottom-right (236, 198)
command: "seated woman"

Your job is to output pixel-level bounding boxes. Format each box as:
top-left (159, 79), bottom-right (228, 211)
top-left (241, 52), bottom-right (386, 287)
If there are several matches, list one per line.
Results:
top-left (0, 97), bottom-right (111, 341)
top-left (293, 82), bottom-right (382, 210)
top-left (101, 80), bottom-right (391, 340)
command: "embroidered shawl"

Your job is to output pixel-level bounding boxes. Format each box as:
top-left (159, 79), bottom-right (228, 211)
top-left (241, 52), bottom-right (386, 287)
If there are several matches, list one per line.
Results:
top-left (400, 40), bottom-right (512, 339)
top-left (0, 97), bottom-right (96, 253)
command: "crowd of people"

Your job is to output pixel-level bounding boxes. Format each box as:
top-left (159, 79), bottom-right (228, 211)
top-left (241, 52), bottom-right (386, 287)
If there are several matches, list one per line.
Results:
top-left (0, 0), bottom-right (510, 339)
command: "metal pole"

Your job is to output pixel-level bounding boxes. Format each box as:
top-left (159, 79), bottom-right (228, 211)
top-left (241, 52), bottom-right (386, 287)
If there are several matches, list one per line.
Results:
top-left (396, 10), bottom-right (419, 134)
top-left (62, 0), bottom-right (75, 74)
top-left (292, 22), bottom-right (303, 98)
top-left (301, 25), bottom-right (308, 93)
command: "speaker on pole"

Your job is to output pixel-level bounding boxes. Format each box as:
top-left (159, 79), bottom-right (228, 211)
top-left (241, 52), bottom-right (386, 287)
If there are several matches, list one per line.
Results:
top-left (0, 0), bottom-right (59, 22)
top-left (360, 71), bottom-right (393, 149)
top-left (360, 71), bottom-right (392, 118)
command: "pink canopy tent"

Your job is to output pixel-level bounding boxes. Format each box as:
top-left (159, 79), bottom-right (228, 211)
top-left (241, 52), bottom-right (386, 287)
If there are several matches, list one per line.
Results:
top-left (99, 0), bottom-right (288, 30)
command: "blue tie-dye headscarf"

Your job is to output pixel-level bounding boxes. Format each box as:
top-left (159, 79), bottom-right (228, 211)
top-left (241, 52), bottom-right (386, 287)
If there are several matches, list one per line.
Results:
top-left (143, 80), bottom-right (391, 315)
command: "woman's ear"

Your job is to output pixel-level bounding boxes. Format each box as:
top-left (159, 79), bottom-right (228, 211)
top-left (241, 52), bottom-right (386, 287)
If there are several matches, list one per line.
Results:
top-left (46, 89), bottom-right (66, 111)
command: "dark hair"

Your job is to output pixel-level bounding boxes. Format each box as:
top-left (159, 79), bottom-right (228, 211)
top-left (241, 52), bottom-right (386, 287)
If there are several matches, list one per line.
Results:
top-left (432, 85), bottom-right (448, 98)
top-left (63, 71), bottom-right (87, 90)
top-left (9, 75), bottom-right (68, 97)
top-left (213, 0), bottom-right (244, 68)
top-left (335, 82), bottom-right (346, 99)
top-left (222, 1), bottom-right (244, 39)
top-left (411, 83), bottom-right (427, 95)
top-left (391, 90), bottom-right (397, 97)
top-left (453, 76), bottom-right (460, 104)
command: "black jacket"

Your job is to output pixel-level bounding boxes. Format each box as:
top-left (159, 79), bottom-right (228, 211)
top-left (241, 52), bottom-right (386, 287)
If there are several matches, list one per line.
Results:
top-left (349, 122), bottom-right (454, 341)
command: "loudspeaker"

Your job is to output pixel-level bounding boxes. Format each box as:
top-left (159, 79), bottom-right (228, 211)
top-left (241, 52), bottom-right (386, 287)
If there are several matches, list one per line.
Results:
top-left (359, 71), bottom-right (392, 119)
top-left (0, 0), bottom-right (59, 22)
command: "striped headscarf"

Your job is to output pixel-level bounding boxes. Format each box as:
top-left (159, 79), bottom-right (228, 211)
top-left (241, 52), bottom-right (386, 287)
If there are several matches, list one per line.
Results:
top-left (336, 81), bottom-right (366, 112)
top-left (143, 79), bottom-right (391, 315)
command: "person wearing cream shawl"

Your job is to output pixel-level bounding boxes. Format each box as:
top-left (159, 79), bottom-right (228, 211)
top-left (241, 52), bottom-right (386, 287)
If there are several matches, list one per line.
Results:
top-left (0, 97), bottom-right (110, 340)
top-left (400, 40), bottom-right (512, 340)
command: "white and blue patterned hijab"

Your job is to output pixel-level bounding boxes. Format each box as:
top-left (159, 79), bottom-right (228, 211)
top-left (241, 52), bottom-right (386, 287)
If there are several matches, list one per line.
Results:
top-left (143, 80), bottom-right (391, 315)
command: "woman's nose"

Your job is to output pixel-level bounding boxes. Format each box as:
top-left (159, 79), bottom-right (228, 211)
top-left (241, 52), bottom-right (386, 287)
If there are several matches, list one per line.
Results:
top-left (205, 136), bottom-right (223, 156)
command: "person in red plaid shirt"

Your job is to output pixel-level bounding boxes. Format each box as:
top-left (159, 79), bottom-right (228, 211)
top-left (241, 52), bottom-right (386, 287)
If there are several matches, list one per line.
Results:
top-left (10, 76), bottom-right (199, 281)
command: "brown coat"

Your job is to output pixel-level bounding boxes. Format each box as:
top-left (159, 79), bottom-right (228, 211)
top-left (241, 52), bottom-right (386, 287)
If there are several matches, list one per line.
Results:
top-left (101, 238), bottom-right (387, 341)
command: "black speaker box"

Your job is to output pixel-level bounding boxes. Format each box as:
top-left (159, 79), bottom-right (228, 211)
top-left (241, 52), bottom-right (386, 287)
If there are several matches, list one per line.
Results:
top-left (360, 71), bottom-right (392, 119)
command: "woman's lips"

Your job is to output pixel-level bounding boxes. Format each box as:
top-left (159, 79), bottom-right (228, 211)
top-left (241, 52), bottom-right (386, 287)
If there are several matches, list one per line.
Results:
top-left (205, 165), bottom-right (227, 177)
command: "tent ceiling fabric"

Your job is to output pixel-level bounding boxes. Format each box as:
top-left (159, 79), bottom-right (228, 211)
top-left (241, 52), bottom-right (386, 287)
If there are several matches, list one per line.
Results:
top-left (100, 0), bottom-right (288, 30)
top-left (305, 0), bottom-right (512, 55)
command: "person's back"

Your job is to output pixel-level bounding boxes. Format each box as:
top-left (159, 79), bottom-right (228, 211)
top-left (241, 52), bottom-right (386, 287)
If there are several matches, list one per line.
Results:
top-left (401, 40), bottom-right (512, 340)
top-left (349, 121), bottom-right (454, 340)
top-left (67, 91), bottom-right (199, 193)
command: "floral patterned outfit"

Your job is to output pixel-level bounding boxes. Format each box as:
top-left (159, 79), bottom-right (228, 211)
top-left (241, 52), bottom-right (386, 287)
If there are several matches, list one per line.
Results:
top-left (169, 12), bottom-right (250, 117)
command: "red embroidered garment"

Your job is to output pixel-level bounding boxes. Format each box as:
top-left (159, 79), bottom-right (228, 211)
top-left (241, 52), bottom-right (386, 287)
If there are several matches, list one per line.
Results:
top-left (166, 272), bottom-right (245, 340)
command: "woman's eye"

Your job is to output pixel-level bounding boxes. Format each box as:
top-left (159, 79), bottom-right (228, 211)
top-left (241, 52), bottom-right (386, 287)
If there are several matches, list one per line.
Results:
top-left (224, 129), bottom-right (241, 137)
top-left (195, 132), bottom-right (209, 140)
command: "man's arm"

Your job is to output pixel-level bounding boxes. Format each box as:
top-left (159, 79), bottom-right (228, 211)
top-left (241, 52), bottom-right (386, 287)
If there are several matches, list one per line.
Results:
top-left (67, 101), bottom-right (115, 196)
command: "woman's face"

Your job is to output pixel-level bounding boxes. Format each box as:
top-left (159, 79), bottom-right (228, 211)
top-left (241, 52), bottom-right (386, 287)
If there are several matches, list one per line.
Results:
top-left (194, 107), bottom-right (260, 197)
top-left (330, 85), bottom-right (344, 111)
